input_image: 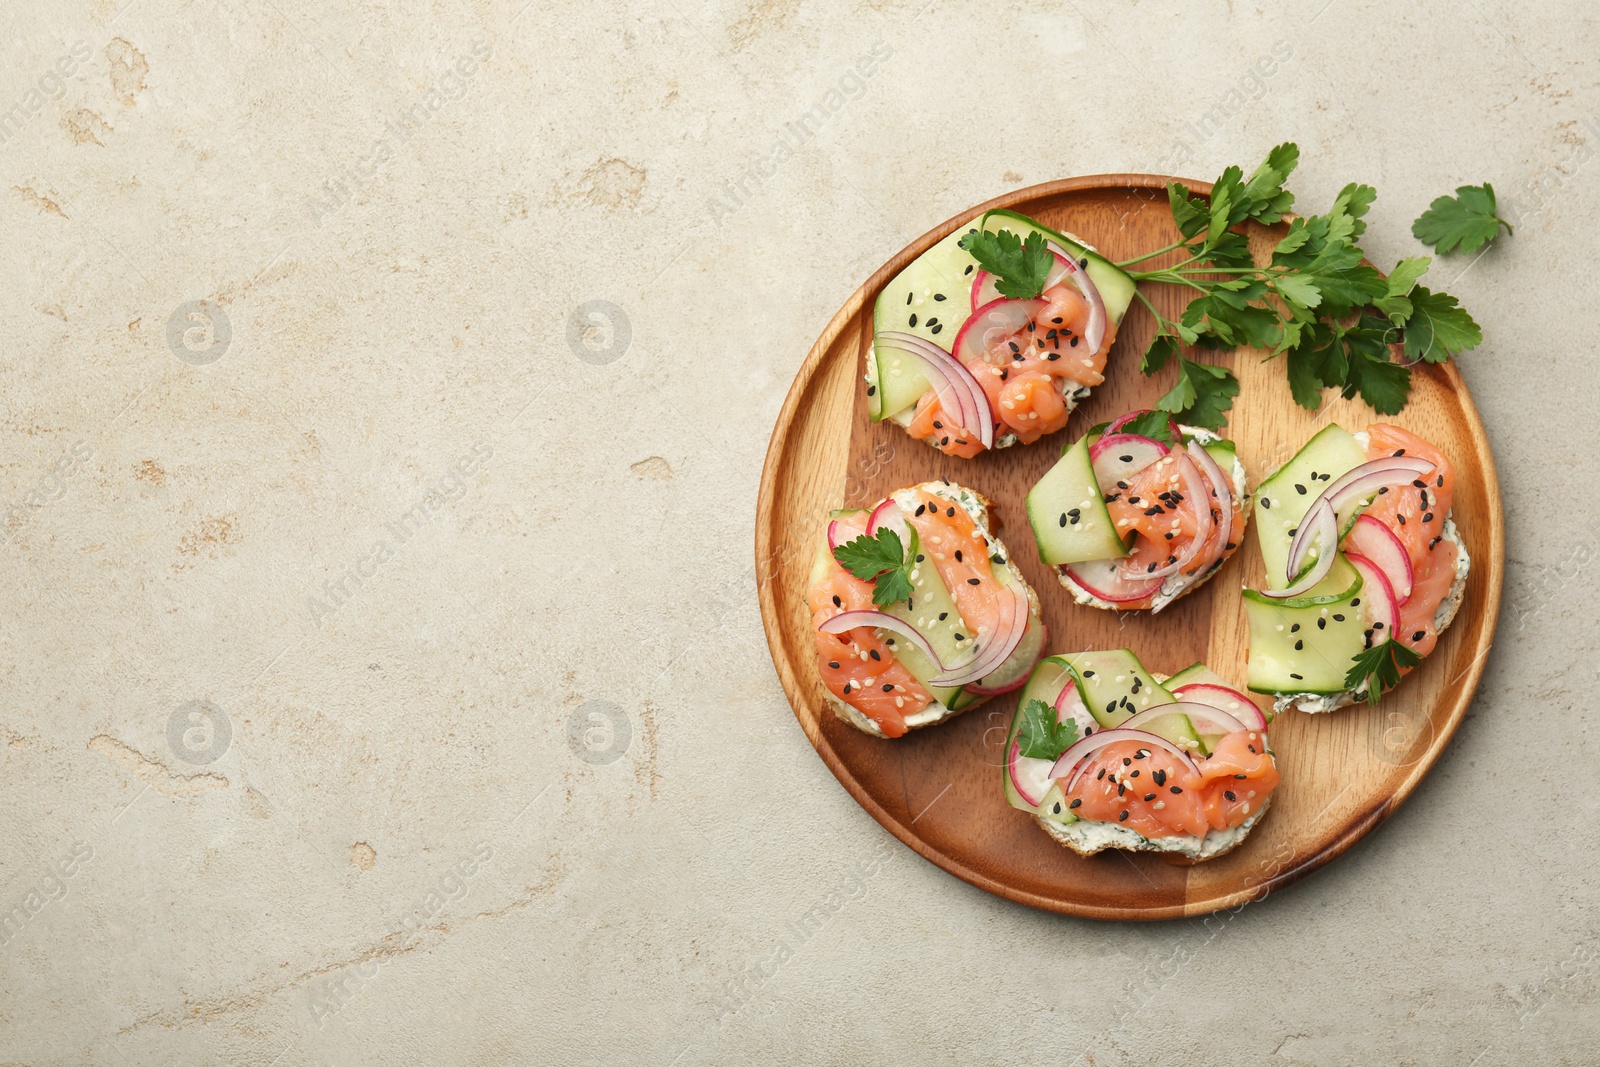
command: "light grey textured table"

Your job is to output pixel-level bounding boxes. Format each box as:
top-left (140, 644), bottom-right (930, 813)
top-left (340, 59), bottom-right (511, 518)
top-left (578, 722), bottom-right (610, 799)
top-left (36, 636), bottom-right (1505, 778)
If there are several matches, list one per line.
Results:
top-left (0, 1), bottom-right (1595, 1064)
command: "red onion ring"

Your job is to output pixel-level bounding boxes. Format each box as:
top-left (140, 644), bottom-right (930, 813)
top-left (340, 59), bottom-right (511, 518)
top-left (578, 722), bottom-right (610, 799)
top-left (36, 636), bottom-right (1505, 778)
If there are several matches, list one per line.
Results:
top-left (1185, 439), bottom-right (1236, 575)
top-left (931, 579), bottom-right (1030, 686)
top-left (1261, 497), bottom-right (1338, 598)
top-left (1050, 728), bottom-right (1201, 788)
top-left (818, 610), bottom-right (944, 667)
top-left (1045, 239), bottom-right (1106, 353)
top-left (876, 332), bottom-right (995, 448)
top-left (1121, 701), bottom-right (1252, 738)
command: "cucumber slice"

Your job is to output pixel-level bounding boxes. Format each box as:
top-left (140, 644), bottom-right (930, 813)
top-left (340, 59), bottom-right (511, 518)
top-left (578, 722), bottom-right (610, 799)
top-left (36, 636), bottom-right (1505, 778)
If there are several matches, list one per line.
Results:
top-left (879, 556), bottom-right (970, 709)
top-left (976, 209), bottom-right (1138, 322)
top-left (1131, 711), bottom-right (1206, 755)
top-left (1254, 424), bottom-right (1368, 592)
top-left (870, 227), bottom-right (979, 421)
top-left (1036, 782), bottom-right (1076, 825)
top-left (1056, 650), bottom-right (1175, 729)
top-left (1244, 583), bottom-right (1370, 694)
top-left (1027, 434), bottom-right (1127, 564)
top-left (1162, 662), bottom-right (1229, 689)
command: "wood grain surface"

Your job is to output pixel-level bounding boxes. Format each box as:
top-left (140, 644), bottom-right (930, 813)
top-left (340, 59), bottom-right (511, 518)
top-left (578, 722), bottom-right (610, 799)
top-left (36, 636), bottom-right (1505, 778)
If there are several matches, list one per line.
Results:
top-left (755, 174), bottom-right (1504, 920)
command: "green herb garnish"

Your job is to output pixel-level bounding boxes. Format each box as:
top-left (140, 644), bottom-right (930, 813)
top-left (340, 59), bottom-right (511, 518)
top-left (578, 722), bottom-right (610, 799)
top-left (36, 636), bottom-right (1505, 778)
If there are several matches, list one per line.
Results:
top-left (1016, 698), bottom-right (1080, 761)
top-left (1107, 409), bottom-right (1178, 448)
top-left (1118, 143), bottom-right (1484, 426)
top-left (1412, 183), bottom-right (1512, 255)
top-left (1344, 639), bottom-right (1424, 705)
top-left (958, 228), bottom-right (1054, 299)
top-left (832, 526), bottom-right (919, 607)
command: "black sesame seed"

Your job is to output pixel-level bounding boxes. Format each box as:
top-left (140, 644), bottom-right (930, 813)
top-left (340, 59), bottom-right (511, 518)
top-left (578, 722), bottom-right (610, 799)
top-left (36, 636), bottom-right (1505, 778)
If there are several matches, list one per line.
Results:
top-left (932, 421), bottom-right (942, 430)
top-left (842, 684), bottom-right (851, 694)
top-left (933, 293), bottom-right (946, 301)
top-left (964, 264), bottom-right (974, 275)
top-left (1294, 639), bottom-right (1303, 650)
top-left (906, 292), bottom-right (913, 305)
top-left (909, 313), bottom-right (918, 327)
top-left (925, 317), bottom-right (939, 328)
top-left (915, 504), bottom-right (926, 516)
top-left (1122, 757), bottom-right (1131, 766)
top-left (1317, 618), bottom-right (1326, 630)
top-left (1234, 773), bottom-right (1247, 779)
top-left (1169, 786), bottom-right (1183, 795)
top-left (1153, 769), bottom-right (1167, 786)
top-left (946, 507), bottom-right (955, 517)
top-left (967, 577), bottom-right (980, 585)
top-left (1423, 512), bottom-right (1434, 523)
top-left (931, 325), bottom-right (942, 334)
top-left (1436, 475), bottom-right (1444, 487)
top-left (827, 661), bottom-right (839, 669)
top-left (916, 554), bottom-right (925, 563)
top-left (990, 553), bottom-right (1004, 565)
top-left (832, 595), bottom-right (841, 607)
top-left (1295, 483), bottom-right (1307, 495)
top-left (1333, 613), bottom-right (1345, 621)
top-left (1397, 513), bottom-right (1406, 525)
top-left (1068, 798), bottom-right (1081, 809)
top-left (881, 683), bottom-right (893, 692)
top-left (938, 611), bottom-right (948, 620)
top-left (1144, 793), bottom-right (1156, 802)
top-left (867, 385), bottom-right (876, 396)
top-left (1351, 598), bottom-right (1361, 606)
top-left (868, 650), bottom-right (880, 662)
top-left (1290, 672), bottom-right (1303, 680)
top-left (1059, 513), bottom-right (1068, 528)
top-left (1224, 790), bottom-right (1237, 802)
top-left (1393, 448), bottom-right (1406, 456)
top-left (1118, 811), bottom-right (1128, 822)
top-left (1261, 498), bottom-right (1271, 509)
top-left (1413, 630), bottom-right (1426, 641)
top-left (1291, 623), bottom-right (1300, 632)
top-left (1097, 768), bottom-right (1106, 780)
top-left (954, 549), bottom-right (963, 562)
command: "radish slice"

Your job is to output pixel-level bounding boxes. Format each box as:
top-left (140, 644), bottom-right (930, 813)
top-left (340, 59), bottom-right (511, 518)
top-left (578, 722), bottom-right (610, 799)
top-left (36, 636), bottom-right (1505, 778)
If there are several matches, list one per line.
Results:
top-left (876, 333), bottom-right (995, 448)
top-left (1346, 551), bottom-right (1400, 639)
top-left (1062, 557), bottom-right (1164, 603)
top-left (865, 498), bottom-right (910, 543)
top-left (1122, 700), bottom-right (1250, 738)
top-left (931, 581), bottom-right (1029, 686)
top-left (1171, 683), bottom-right (1268, 732)
top-left (1186, 439), bottom-right (1236, 575)
top-left (1089, 433), bottom-right (1169, 487)
top-left (818, 610), bottom-right (946, 667)
top-left (827, 517), bottom-right (857, 552)
top-left (954, 295), bottom-right (1046, 370)
top-left (1053, 677), bottom-right (1099, 739)
top-left (1007, 739), bottom-right (1055, 807)
top-left (1045, 239), bottom-right (1107, 354)
top-left (1345, 514), bottom-right (1414, 604)
top-left (1261, 498), bottom-right (1338, 598)
top-left (1118, 452), bottom-right (1212, 583)
top-left (1050, 728), bottom-right (1200, 788)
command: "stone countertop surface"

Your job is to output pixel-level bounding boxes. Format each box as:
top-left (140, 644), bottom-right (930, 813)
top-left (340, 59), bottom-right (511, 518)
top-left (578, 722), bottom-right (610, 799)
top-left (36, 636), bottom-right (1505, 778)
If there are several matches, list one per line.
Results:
top-left (1, 1), bottom-right (1596, 1064)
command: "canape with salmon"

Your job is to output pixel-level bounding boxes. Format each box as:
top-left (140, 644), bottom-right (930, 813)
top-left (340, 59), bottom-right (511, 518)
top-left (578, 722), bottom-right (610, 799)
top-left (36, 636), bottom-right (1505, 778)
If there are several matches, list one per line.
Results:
top-left (808, 482), bottom-right (1047, 738)
top-left (1025, 410), bottom-right (1250, 612)
top-left (1003, 649), bottom-right (1278, 860)
top-left (867, 210), bottom-right (1138, 457)
top-left (1242, 423), bottom-right (1469, 712)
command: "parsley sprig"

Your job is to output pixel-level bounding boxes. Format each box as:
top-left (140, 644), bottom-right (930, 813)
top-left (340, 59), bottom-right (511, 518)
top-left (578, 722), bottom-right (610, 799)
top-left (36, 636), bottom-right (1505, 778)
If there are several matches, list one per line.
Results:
top-left (831, 526), bottom-right (919, 607)
top-left (1412, 183), bottom-right (1512, 254)
top-left (1344, 639), bottom-right (1424, 705)
top-left (1015, 699), bottom-right (1080, 761)
top-left (1107, 409), bottom-right (1179, 448)
top-left (958, 228), bottom-right (1054, 299)
top-left (1117, 143), bottom-right (1485, 426)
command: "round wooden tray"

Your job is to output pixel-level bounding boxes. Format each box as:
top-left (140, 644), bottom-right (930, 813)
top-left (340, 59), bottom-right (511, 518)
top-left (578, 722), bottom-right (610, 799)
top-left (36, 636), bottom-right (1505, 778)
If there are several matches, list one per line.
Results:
top-left (755, 174), bottom-right (1504, 920)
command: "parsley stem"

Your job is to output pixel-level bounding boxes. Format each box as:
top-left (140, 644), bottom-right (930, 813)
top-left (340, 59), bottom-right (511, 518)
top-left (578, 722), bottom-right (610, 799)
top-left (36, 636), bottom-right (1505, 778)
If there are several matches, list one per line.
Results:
top-left (1115, 239), bottom-right (1189, 269)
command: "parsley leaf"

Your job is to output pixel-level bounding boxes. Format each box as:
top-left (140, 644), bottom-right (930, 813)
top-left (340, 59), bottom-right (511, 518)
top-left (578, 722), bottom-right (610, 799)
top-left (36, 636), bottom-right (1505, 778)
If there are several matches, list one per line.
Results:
top-left (1125, 144), bottom-right (1485, 419)
top-left (1141, 332), bottom-right (1179, 375)
top-left (958, 228), bottom-right (1054, 299)
top-left (1016, 698), bottom-right (1080, 761)
top-left (1344, 639), bottom-right (1424, 704)
top-left (1398, 285), bottom-right (1482, 364)
top-left (1111, 409), bottom-right (1178, 447)
top-left (1412, 183), bottom-right (1512, 254)
top-left (1157, 357), bottom-right (1240, 431)
top-left (831, 526), bottom-right (919, 607)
